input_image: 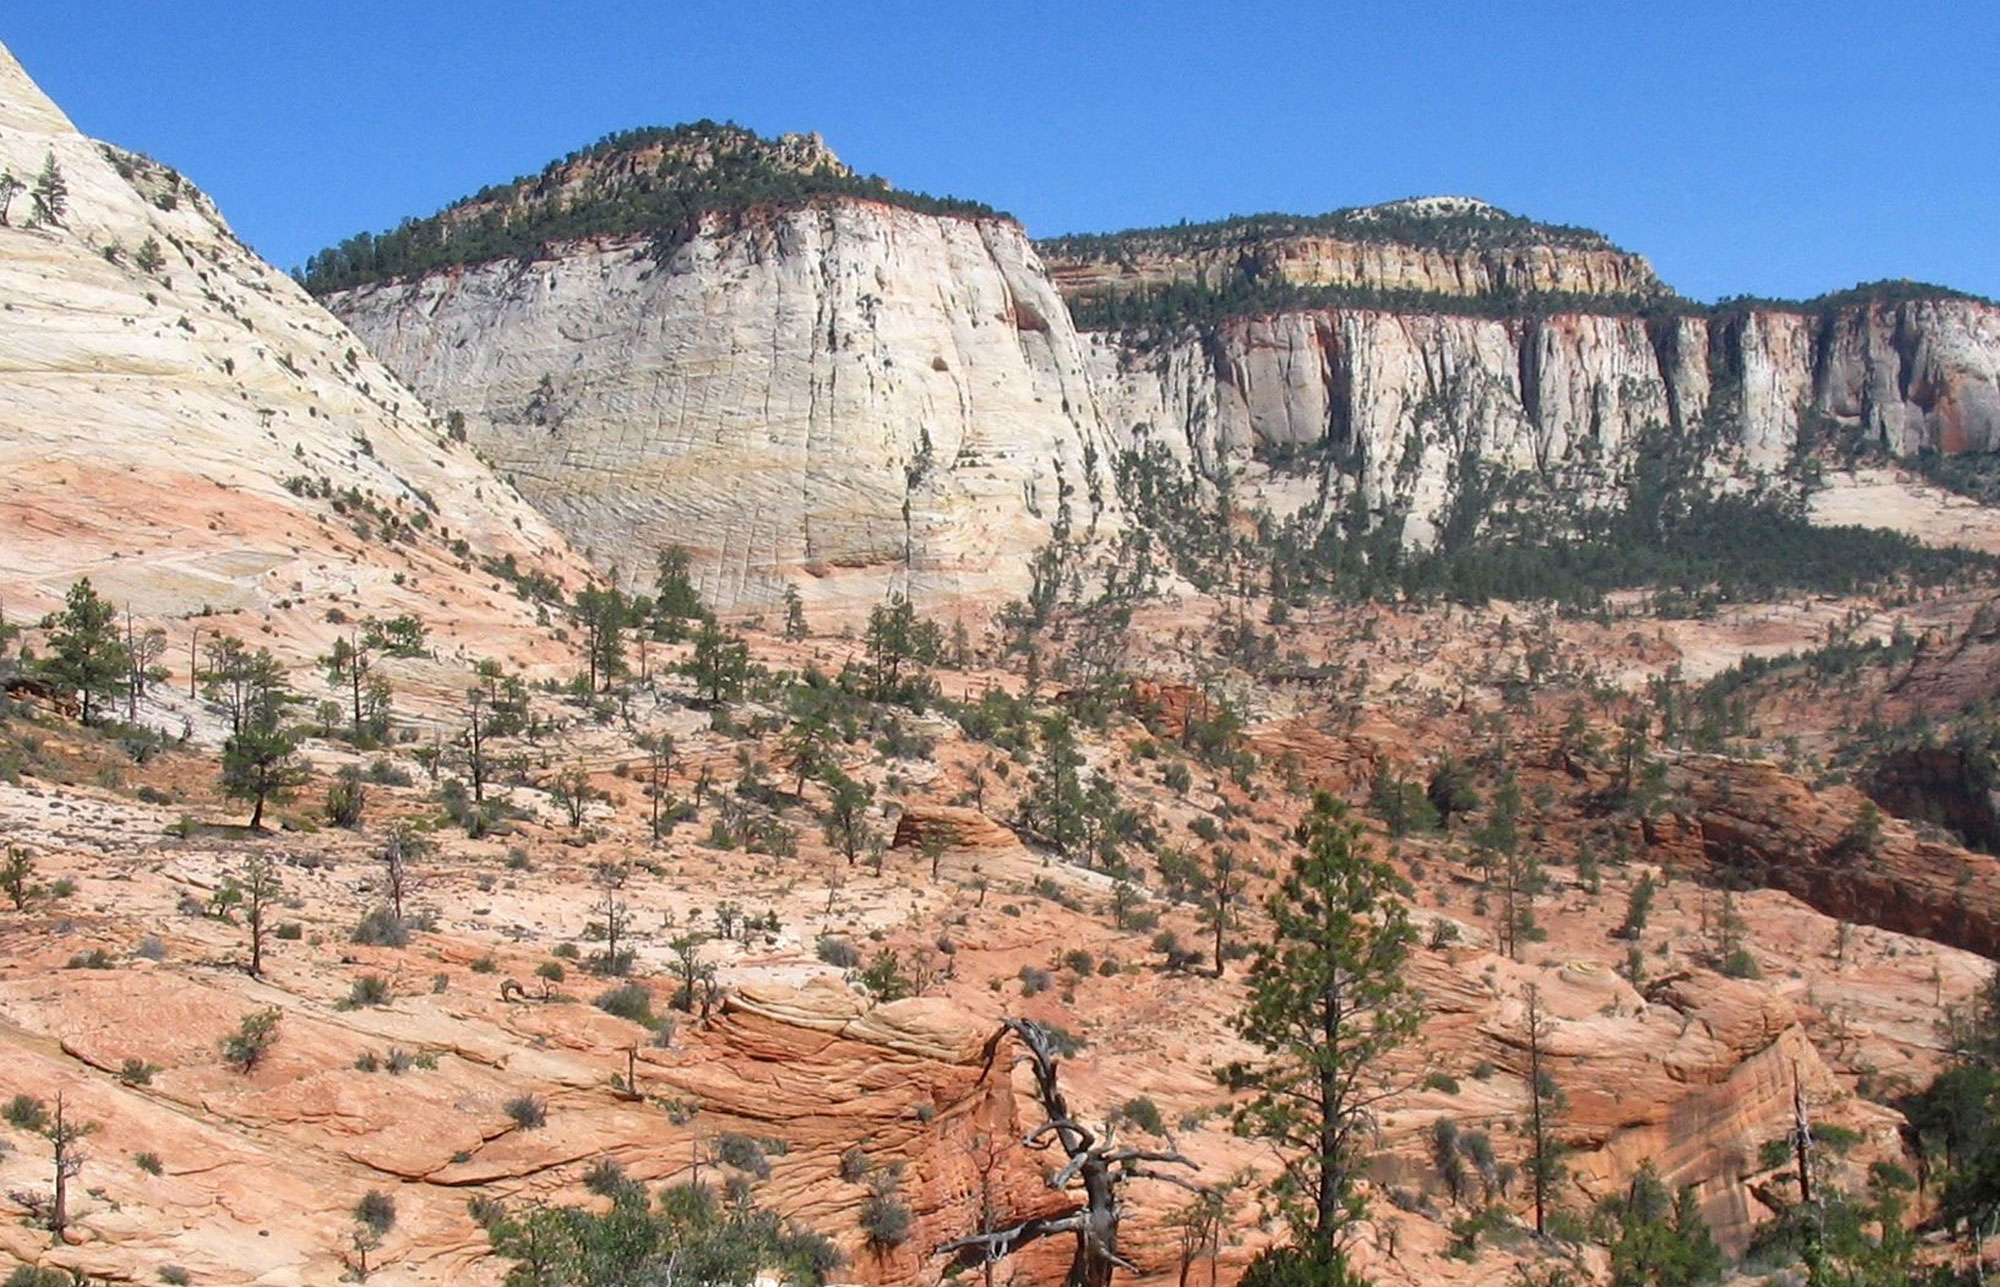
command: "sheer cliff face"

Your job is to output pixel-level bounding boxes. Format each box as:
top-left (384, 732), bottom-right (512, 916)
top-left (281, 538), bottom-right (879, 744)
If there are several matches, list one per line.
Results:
top-left (1087, 298), bottom-right (2000, 543)
top-left (334, 204), bottom-right (1115, 616)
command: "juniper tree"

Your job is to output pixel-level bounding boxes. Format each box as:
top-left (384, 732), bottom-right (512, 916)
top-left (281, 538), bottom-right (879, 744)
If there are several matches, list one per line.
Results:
top-left (1225, 793), bottom-right (1423, 1272)
top-left (0, 169), bottom-right (19, 225)
top-left (782, 584), bottom-right (808, 641)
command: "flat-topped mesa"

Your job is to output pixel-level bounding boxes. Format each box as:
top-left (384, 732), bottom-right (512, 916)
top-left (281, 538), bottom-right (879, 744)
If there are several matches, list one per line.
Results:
top-left (1038, 195), bottom-right (1672, 316)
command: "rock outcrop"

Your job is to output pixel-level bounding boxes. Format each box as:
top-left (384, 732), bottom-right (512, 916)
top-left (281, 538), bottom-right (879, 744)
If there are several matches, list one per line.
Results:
top-left (332, 204), bottom-right (1116, 618)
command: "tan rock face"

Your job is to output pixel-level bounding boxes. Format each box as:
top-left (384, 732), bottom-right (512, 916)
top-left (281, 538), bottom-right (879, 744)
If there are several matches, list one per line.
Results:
top-left (0, 41), bottom-right (585, 651)
top-left (1046, 230), bottom-right (1663, 303)
top-left (1089, 298), bottom-right (2000, 547)
top-left (331, 204), bottom-right (1118, 619)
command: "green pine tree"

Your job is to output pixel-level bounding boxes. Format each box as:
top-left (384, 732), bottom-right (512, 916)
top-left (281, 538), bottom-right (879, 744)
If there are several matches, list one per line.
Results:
top-left (41, 578), bottom-right (129, 724)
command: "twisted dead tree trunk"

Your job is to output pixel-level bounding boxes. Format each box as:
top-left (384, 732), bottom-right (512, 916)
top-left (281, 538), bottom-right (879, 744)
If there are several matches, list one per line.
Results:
top-left (939, 1018), bottom-right (1202, 1287)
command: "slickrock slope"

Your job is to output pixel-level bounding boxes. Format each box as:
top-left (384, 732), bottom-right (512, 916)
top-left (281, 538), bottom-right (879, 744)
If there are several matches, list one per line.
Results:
top-left (333, 203), bottom-right (1116, 618)
top-left (0, 42), bottom-right (585, 650)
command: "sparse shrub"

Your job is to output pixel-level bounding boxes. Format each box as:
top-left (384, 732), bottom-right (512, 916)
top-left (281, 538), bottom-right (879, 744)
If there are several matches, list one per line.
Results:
top-left (274, 921), bottom-right (303, 940)
top-left (326, 767), bottom-right (367, 828)
top-left (158, 1268), bottom-right (190, 1286)
top-left (714, 1131), bottom-right (772, 1178)
top-left (1119, 1096), bottom-right (1166, 1136)
top-left (351, 905), bottom-right (409, 948)
top-left (839, 1148), bottom-right (871, 1183)
top-left (119, 1058), bottom-right (161, 1086)
top-left (345, 974), bottom-right (392, 1008)
top-left (1018, 965), bottom-right (1052, 996)
top-left (467, 1195), bottom-right (506, 1228)
top-left (355, 1050), bottom-right (380, 1073)
top-left (134, 935), bottom-right (166, 962)
top-left (860, 1169), bottom-right (912, 1248)
top-left (66, 948), bottom-right (116, 969)
top-left (221, 1008), bottom-right (281, 1072)
top-left (583, 1157), bottom-right (631, 1198)
top-left (1424, 1071), bottom-right (1461, 1094)
top-left (5, 1094), bottom-right (49, 1130)
top-left (503, 1094), bottom-right (546, 1129)
top-left (816, 934), bottom-right (861, 969)
top-left (354, 1187), bottom-right (397, 1235)
top-left (136, 1151), bottom-right (164, 1176)
top-left (594, 983), bottom-right (656, 1027)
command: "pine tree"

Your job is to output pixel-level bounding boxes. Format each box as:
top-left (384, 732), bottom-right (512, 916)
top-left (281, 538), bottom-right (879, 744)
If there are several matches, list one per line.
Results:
top-left (42, 578), bottom-right (129, 724)
top-left (221, 666), bottom-right (306, 830)
top-left (29, 150), bottom-right (65, 227)
top-left (1523, 984), bottom-right (1567, 1236)
top-left (0, 170), bottom-right (20, 226)
top-left (1227, 792), bottom-right (1424, 1267)
top-left (782, 584), bottom-right (808, 641)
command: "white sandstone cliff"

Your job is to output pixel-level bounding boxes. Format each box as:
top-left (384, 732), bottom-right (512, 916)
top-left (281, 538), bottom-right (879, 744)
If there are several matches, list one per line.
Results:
top-left (333, 204), bottom-right (1120, 617)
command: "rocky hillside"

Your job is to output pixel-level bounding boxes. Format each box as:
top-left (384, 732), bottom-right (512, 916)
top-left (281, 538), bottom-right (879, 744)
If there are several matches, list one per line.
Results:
top-left (0, 42), bottom-right (587, 660)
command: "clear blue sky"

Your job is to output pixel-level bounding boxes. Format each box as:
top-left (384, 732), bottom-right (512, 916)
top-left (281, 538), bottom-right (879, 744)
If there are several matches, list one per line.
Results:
top-left (8, 2), bottom-right (1997, 301)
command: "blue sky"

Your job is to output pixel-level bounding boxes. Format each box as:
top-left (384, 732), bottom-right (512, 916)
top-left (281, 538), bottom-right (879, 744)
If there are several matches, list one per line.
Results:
top-left (7, 2), bottom-right (1997, 301)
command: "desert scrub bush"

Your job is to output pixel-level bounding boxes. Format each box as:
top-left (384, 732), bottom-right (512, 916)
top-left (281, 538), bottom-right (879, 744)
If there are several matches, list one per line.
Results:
top-left (4, 1093), bottom-right (49, 1130)
top-left (1017, 965), bottom-right (1052, 996)
top-left (350, 905), bottom-right (408, 948)
top-left (815, 934), bottom-right (861, 968)
top-left (344, 973), bottom-right (393, 1008)
top-left (221, 1007), bottom-right (281, 1072)
top-left (158, 1268), bottom-right (190, 1286)
top-left (326, 767), bottom-right (367, 828)
top-left (1119, 1096), bottom-right (1166, 1136)
top-left (503, 1094), bottom-right (546, 1129)
top-left (594, 983), bottom-right (656, 1027)
top-left (66, 947), bottom-right (116, 969)
top-left (583, 1157), bottom-right (632, 1198)
top-left (354, 1188), bottom-right (397, 1235)
top-left (135, 1151), bottom-right (163, 1175)
top-left (134, 934), bottom-right (166, 961)
top-left (467, 1194), bottom-right (507, 1228)
top-left (714, 1131), bottom-right (772, 1178)
top-left (119, 1058), bottom-right (161, 1086)
top-left (1423, 1071), bottom-right (1462, 1094)
top-left (839, 1147), bottom-right (871, 1183)
top-left (860, 1168), bottom-right (912, 1248)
